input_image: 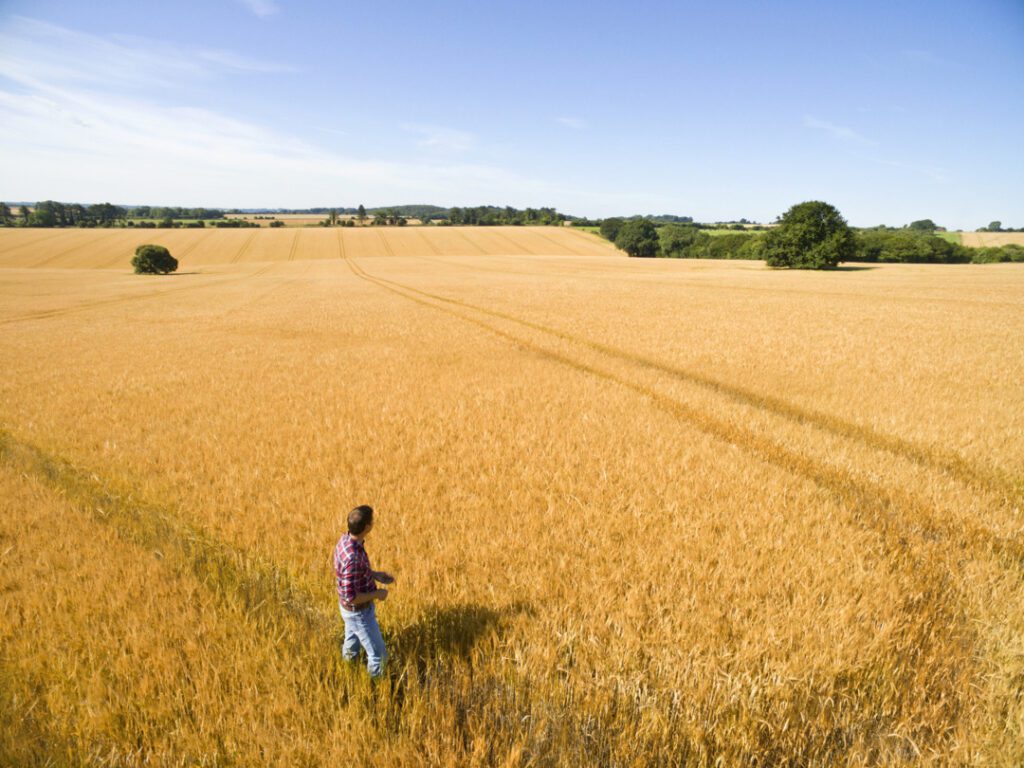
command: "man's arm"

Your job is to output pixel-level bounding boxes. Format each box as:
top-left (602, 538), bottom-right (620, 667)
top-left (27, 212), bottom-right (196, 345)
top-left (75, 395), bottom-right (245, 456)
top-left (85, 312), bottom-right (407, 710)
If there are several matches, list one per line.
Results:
top-left (372, 570), bottom-right (395, 584)
top-left (350, 588), bottom-right (388, 606)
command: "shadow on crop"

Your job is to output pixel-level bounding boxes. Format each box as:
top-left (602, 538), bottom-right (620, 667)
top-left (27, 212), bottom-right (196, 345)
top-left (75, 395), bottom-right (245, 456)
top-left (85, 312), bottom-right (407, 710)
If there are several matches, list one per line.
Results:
top-left (389, 601), bottom-right (534, 662)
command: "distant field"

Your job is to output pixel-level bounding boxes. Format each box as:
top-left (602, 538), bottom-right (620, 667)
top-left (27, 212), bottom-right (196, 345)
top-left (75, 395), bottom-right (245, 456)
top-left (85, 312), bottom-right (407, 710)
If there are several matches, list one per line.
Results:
top-left (2, 227), bottom-right (1023, 765)
top-left (227, 213), bottom-right (327, 227)
top-left (960, 231), bottom-right (1024, 248)
top-left (935, 231), bottom-right (963, 244)
top-left (0, 225), bottom-right (615, 270)
top-left (702, 228), bottom-right (763, 236)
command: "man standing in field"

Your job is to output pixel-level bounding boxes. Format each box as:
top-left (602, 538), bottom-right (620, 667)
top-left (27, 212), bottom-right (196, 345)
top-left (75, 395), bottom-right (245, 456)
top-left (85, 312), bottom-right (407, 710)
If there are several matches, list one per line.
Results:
top-left (334, 504), bottom-right (394, 678)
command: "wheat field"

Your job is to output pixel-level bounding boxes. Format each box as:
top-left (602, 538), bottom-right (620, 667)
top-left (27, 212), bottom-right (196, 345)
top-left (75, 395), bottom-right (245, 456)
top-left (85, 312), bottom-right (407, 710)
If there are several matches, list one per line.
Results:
top-left (1, 227), bottom-right (1023, 766)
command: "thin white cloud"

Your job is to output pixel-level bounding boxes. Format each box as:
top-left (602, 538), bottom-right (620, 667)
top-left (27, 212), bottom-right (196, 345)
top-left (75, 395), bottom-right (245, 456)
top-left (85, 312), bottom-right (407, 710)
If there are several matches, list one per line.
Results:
top-left (556, 116), bottom-right (586, 129)
top-left (0, 19), bottom-right (559, 207)
top-left (403, 123), bottom-right (476, 153)
top-left (236, 0), bottom-right (280, 18)
top-left (802, 115), bottom-right (877, 147)
top-left (0, 16), bottom-right (293, 93)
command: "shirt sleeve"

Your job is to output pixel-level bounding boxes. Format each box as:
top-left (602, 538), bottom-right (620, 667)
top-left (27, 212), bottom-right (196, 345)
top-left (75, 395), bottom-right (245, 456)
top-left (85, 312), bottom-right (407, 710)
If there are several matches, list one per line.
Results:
top-left (338, 557), bottom-right (357, 603)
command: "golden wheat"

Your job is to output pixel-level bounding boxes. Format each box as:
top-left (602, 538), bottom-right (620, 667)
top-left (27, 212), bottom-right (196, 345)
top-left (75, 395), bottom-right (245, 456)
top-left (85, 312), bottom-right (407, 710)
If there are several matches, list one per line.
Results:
top-left (1, 227), bottom-right (1022, 766)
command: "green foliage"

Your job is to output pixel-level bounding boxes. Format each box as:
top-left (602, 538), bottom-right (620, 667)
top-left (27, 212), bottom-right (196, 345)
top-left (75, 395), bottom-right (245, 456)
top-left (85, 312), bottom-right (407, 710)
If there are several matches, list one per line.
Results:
top-left (599, 217), bottom-right (625, 243)
top-left (984, 221), bottom-right (1002, 232)
top-left (130, 206), bottom-right (224, 221)
top-left (447, 205), bottom-right (566, 226)
top-left (763, 201), bottom-right (856, 269)
top-left (211, 219), bottom-right (258, 228)
top-left (908, 219), bottom-right (938, 232)
top-left (269, 220), bottom-right (286, 228)
top-left (131, 244), bottom-right (178, 275)
top-left (970, 244), bottom-right (1024, 263)
top-left (659, 224), bottom-right (707, 257)
top-left (614, 219), bottom-right (660, 258)
top-left (854, 229), bottom-right (970, 264)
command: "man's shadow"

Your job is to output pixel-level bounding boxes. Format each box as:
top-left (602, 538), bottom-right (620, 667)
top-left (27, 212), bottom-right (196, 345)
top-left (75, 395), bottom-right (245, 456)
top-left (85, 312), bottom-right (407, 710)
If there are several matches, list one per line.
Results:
top-left (388, 601), bottom-right (534, 665)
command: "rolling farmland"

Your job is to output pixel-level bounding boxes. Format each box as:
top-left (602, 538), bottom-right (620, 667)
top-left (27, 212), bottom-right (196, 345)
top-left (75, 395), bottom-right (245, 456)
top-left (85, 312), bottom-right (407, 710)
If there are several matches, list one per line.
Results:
top-left (2, 226), bottom-right (1024, 765)
top-left (959, 231), bottom-right (1024, 248)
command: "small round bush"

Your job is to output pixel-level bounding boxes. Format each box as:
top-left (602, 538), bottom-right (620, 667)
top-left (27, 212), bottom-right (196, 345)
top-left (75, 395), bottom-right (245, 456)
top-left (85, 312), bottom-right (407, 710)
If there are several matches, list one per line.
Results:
top-left (132, 244), bottom-right (178, 274)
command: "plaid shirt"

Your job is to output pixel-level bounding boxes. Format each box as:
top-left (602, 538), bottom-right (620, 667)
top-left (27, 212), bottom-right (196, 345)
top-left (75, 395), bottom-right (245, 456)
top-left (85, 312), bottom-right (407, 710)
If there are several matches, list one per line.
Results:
top-left (334, 533), bottom-right (376, 609)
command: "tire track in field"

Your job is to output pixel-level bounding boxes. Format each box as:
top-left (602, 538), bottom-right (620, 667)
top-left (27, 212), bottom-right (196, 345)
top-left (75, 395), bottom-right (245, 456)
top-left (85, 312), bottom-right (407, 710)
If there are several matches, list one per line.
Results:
top-left (414, 229), bottom-right (442, 255)
top-left (0, 230), bottom-right (72, 256)
top-left (218, 260), bottom-right (315, 319)
top-left (0, 429), bottom-right (551, 758)
top-left (530, 228), bottom-right (589, 256)
top-left (342, 259), bottom-right (1007, 561)
top-left (350, 258), bottom-right (1022, 506)
top-left (230, 230), bottom-right (259, 264)
top-left (419, 252), bottom-right (1021, 310)
top-left (335, 228), bottom-right (348, 260)
top-left (29, 236), bottom-right (109, 268)
top-left (287, 230), bottom-right (302, 262)
top-left (485, 229), bottom-right (533, 255)
top-left (343, 255), bottom-right (981, 748)
top-left (0, 263), bottom-right (278, 326)
top-left (0, 428), bottom-right (341, 658)
top-left (376, 228), bottom-right (397, 257)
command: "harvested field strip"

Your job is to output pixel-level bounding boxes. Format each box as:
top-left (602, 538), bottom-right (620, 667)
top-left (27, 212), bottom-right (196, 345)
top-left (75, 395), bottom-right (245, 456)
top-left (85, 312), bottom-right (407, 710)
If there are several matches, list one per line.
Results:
top-left (351, 259), bottom-right (1021, 505)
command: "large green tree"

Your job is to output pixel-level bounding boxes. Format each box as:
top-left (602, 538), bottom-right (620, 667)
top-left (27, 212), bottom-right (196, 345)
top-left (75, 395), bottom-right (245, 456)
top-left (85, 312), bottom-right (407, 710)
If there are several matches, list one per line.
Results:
top-left (132, 244), bottom-right (178, 274)
top-left (615, 219), bottom-right (660, 258)
top-left (599, 217), bottom-right (624, 243)
top-left (763, 201), bottom-right (855, 269)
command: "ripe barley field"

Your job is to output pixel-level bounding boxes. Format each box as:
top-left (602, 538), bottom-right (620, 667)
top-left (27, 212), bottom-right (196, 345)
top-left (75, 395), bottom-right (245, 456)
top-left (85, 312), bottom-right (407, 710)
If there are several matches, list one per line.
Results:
top-left (959, 232), bottom-right (1024, 248)
top-left (1, 227), bottom-right (1023, 766)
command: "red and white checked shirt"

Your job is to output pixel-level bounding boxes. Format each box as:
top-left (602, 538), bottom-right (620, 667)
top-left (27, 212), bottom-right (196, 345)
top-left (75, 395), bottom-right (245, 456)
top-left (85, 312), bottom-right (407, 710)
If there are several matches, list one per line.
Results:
top-left (334, 533), bottom-right (377, 608)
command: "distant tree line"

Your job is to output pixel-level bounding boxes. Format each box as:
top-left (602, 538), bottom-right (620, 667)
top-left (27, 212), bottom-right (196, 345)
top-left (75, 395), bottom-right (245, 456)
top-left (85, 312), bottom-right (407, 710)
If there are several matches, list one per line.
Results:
top-left (977, 221), bottom-right (1024, 232)
top-left (0, 201), bottom-right (128, 227)
top-left (130, 206), bottom-right (226, 220)
top-left (0, 201), bottom-right (238, 228)
top-left (595, 205), bottom-right (1024, 266)
top-left (445, 206), bottom-right (568, 226)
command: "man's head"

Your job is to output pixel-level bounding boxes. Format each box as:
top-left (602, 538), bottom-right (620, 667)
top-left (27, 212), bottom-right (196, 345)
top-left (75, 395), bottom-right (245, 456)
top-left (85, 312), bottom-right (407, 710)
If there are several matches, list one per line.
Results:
top-left (348, 504), bottom-right (374, 537)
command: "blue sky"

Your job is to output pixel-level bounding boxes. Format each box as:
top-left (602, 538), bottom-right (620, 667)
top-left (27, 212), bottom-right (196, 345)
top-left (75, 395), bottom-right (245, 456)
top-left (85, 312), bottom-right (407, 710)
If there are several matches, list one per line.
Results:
top-left (0, 0), bottom-right (1021, 228)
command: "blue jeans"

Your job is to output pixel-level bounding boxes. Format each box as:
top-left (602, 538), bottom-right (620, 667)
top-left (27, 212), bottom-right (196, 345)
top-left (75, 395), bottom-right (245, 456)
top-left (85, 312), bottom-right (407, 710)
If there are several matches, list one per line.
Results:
top-left (340, 603), bottom-right (387, 677)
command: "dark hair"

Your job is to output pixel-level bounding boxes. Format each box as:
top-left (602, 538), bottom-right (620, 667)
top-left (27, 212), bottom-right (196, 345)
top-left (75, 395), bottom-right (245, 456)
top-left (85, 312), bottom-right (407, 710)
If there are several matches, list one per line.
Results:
top-left (348, 505), bottom-right (374, 535)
